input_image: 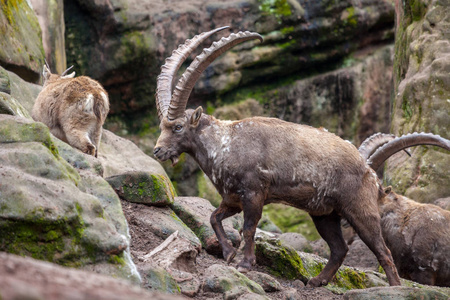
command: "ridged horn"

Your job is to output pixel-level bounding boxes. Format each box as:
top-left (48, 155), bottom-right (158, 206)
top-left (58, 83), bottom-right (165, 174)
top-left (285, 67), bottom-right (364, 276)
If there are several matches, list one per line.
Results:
top-left (167, 30), bottom-right (263, 120)
top-left (156, 26), bottom-right (230, 121)
top-left (359, 133), bottom-right (396, 160)
top-left (367, 132), bottom-right (450, 170)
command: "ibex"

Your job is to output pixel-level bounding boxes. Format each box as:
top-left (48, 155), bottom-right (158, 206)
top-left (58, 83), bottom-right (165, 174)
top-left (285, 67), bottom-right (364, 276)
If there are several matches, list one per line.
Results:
top-left (359, 132), bottom-right (450, 287)
top-left (153, 27), bottom-right (402, 287)
top-left (32, 64), bottom-right (109, 157)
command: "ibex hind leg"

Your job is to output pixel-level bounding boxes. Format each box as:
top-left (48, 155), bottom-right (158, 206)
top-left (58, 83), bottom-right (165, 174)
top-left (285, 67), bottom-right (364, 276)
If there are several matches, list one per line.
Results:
top-left (63, 126), bottom-right (97, 156)
top-left (342, 208), bottom-right (401, 286)
top-left (307, 211), bottom-right (348, 287)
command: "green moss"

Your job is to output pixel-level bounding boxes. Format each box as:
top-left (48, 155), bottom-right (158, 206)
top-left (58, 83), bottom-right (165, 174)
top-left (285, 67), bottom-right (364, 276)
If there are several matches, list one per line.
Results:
top-left (0, 216), bottom-right (86, 266)
top-left (259, 0), bottom-right (292, 23)
top-left (0, 0), bottom-right (19, 26)
top-left (410, 0), bottom-right (427, 22)
top-left (280, 26), bottom-right (294, 35)
top-left (344, 7), bottom-right (358, 27)
top-left (255, 238), bottom-right (309, 281)
top-left (276, 39), bottom-right (296, 49)
top-left (108, 254), bottom-right (126, 266)
top-left (401, 96), bottom-right (413, 121)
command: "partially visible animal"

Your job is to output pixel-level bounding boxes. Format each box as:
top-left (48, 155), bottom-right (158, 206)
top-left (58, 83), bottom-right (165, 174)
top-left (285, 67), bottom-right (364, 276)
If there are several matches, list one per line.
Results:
top-left (32, 65), bottom-right (109, 157)
top-left (379, 187), bottom-right (450, 287)
top-left (153, 27), bottom-right (402, 287)
top-left (360, 132), bottom-right (450, 287)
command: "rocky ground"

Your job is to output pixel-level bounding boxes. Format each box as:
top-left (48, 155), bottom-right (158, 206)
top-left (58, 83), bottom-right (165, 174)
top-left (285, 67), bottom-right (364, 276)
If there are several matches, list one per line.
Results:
top-left (123, 198), bottom-right (341, 300)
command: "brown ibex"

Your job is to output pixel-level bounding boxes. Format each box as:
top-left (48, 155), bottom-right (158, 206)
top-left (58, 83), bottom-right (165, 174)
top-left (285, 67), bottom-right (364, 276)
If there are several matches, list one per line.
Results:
top-left (359, 132), bottom-right (450, 287)
top-left (32, 65), bottom-right (109, 157)
top-left (153, 27), bottom-right (402, 287)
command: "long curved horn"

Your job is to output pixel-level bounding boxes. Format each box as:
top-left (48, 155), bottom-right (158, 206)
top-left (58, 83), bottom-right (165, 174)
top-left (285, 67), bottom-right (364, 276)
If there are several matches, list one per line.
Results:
top-left (156, 26), bottom-right (230, 121)
top-left (359, 133), bottom-right (397, 160)
top-left (367, 132), bottom-right (450, 170)
top-left (167, 31), bottom-right (263, 120)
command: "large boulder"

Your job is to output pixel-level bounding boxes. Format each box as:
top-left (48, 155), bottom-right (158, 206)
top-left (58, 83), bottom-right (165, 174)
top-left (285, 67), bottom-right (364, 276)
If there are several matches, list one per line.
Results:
top-left (387, 0), bottom-right (450, 202)
top-left (0, 66), bottom-right (42, 116)
top-left (0, 0), bottom-right (45, 82)
top-left (0, 115), bottom-right (140, 282)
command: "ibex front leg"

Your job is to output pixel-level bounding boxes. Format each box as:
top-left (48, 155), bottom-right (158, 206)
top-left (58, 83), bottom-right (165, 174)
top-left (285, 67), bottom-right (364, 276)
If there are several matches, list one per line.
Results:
top-left (210, 201), bottom-right (242, 264)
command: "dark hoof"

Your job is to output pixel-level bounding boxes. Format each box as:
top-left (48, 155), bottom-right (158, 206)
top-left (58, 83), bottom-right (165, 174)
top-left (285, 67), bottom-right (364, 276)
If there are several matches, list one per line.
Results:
top-left (237, 265), bottom-right (251, 273)
top-left (306, 277), bottom-right (328, 288)
top-left (237, 260), bottom-right (253, 273)
top-left (224, 249), bottom-right (237, 264)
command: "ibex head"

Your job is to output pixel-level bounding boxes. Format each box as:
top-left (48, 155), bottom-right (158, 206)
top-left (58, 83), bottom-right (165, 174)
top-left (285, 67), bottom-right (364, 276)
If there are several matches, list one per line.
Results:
top-left (153, 27), bottom-right (263, 165)
top-left (42, 62), bottom-right (75, 86)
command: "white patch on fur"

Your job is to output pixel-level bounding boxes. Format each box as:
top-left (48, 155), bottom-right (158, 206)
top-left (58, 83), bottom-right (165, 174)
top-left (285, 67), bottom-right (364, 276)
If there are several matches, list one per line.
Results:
top-left (100, 91), bottom-right (108, 104)
top-left (83, 94), bottom-right (95, 113)
top-left (85, 132), bottom-right (93, 144)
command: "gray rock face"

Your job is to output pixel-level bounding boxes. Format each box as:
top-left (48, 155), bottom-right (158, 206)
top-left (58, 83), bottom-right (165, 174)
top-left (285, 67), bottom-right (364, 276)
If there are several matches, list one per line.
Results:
top-left (388, 0), bottom-right (450, 202)
top-left (0, 114), bottom-right (139, 282)
top-left (64, 0), bottom-right (395, 120)
top-left (0, 0), bottom-right (44, 82)
top-left (0, 66), bottom-right (41, 116)
top-left (30, 0), bottom-right (67, 74)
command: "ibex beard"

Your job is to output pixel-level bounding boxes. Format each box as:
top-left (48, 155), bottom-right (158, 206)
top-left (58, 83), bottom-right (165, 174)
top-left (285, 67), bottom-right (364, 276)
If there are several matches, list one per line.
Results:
top-left (153, 27), bottom-right (402, 287)
top-left (32, 65), bottom-right (109, 157)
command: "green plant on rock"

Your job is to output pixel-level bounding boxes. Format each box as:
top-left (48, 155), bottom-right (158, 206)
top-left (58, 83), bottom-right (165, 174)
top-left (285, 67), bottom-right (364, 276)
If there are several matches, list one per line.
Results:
top-left (259, 0), bottom-right (292, 23)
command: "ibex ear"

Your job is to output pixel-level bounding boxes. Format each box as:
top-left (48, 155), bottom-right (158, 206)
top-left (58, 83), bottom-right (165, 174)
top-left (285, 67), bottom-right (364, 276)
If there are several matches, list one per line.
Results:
top-left (190, 106), bottom-right (203, 127)
top-left (61, 71), bottom-right (75, 79)
top-left (384, 186), bottom-right (392, 194)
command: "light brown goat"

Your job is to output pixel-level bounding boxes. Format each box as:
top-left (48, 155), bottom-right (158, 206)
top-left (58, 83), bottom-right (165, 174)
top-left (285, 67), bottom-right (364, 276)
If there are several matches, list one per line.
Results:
top-left (360, 133), bottom-right (450, 287)
top-left (153, 27), bottom-right (402, 287)
top-left (32, 65), bottom-right (109, 157)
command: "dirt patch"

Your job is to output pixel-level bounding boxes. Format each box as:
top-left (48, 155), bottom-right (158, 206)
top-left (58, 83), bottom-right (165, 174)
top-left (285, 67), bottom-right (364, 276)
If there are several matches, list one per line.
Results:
top-left (122, 200), bottom-right (344, 300)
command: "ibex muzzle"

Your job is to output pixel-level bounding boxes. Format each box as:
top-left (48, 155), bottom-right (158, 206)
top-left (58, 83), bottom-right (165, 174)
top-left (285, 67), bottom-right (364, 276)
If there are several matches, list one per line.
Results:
top-left (154, 27), bottom-right (402, 287)
top-left (32, 65), bottom-right (109, 157)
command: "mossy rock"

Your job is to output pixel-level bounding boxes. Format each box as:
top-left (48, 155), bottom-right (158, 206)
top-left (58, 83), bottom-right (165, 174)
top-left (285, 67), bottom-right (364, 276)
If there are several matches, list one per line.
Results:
top-left (0, 115), bottom-right (139, 282)
top-left (389, 0), bottom-right (450, 201)
top-left (203, 264), bottom-right (266, 297)
top-left (143, 266), bottom-right (181, 294)
top-left (106, 171), bottom-right (175, 206)
top-left (0, 92), bottom-right (32, 118)
top-left (0, 0), bottom-right (45, 82)
top-left (255, 237), bottom-right (384, 294)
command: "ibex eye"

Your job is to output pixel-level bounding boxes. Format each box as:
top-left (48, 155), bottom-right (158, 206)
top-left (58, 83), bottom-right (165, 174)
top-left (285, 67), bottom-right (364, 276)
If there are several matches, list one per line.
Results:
top-left (174, 125), bottom-right (183, 132)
